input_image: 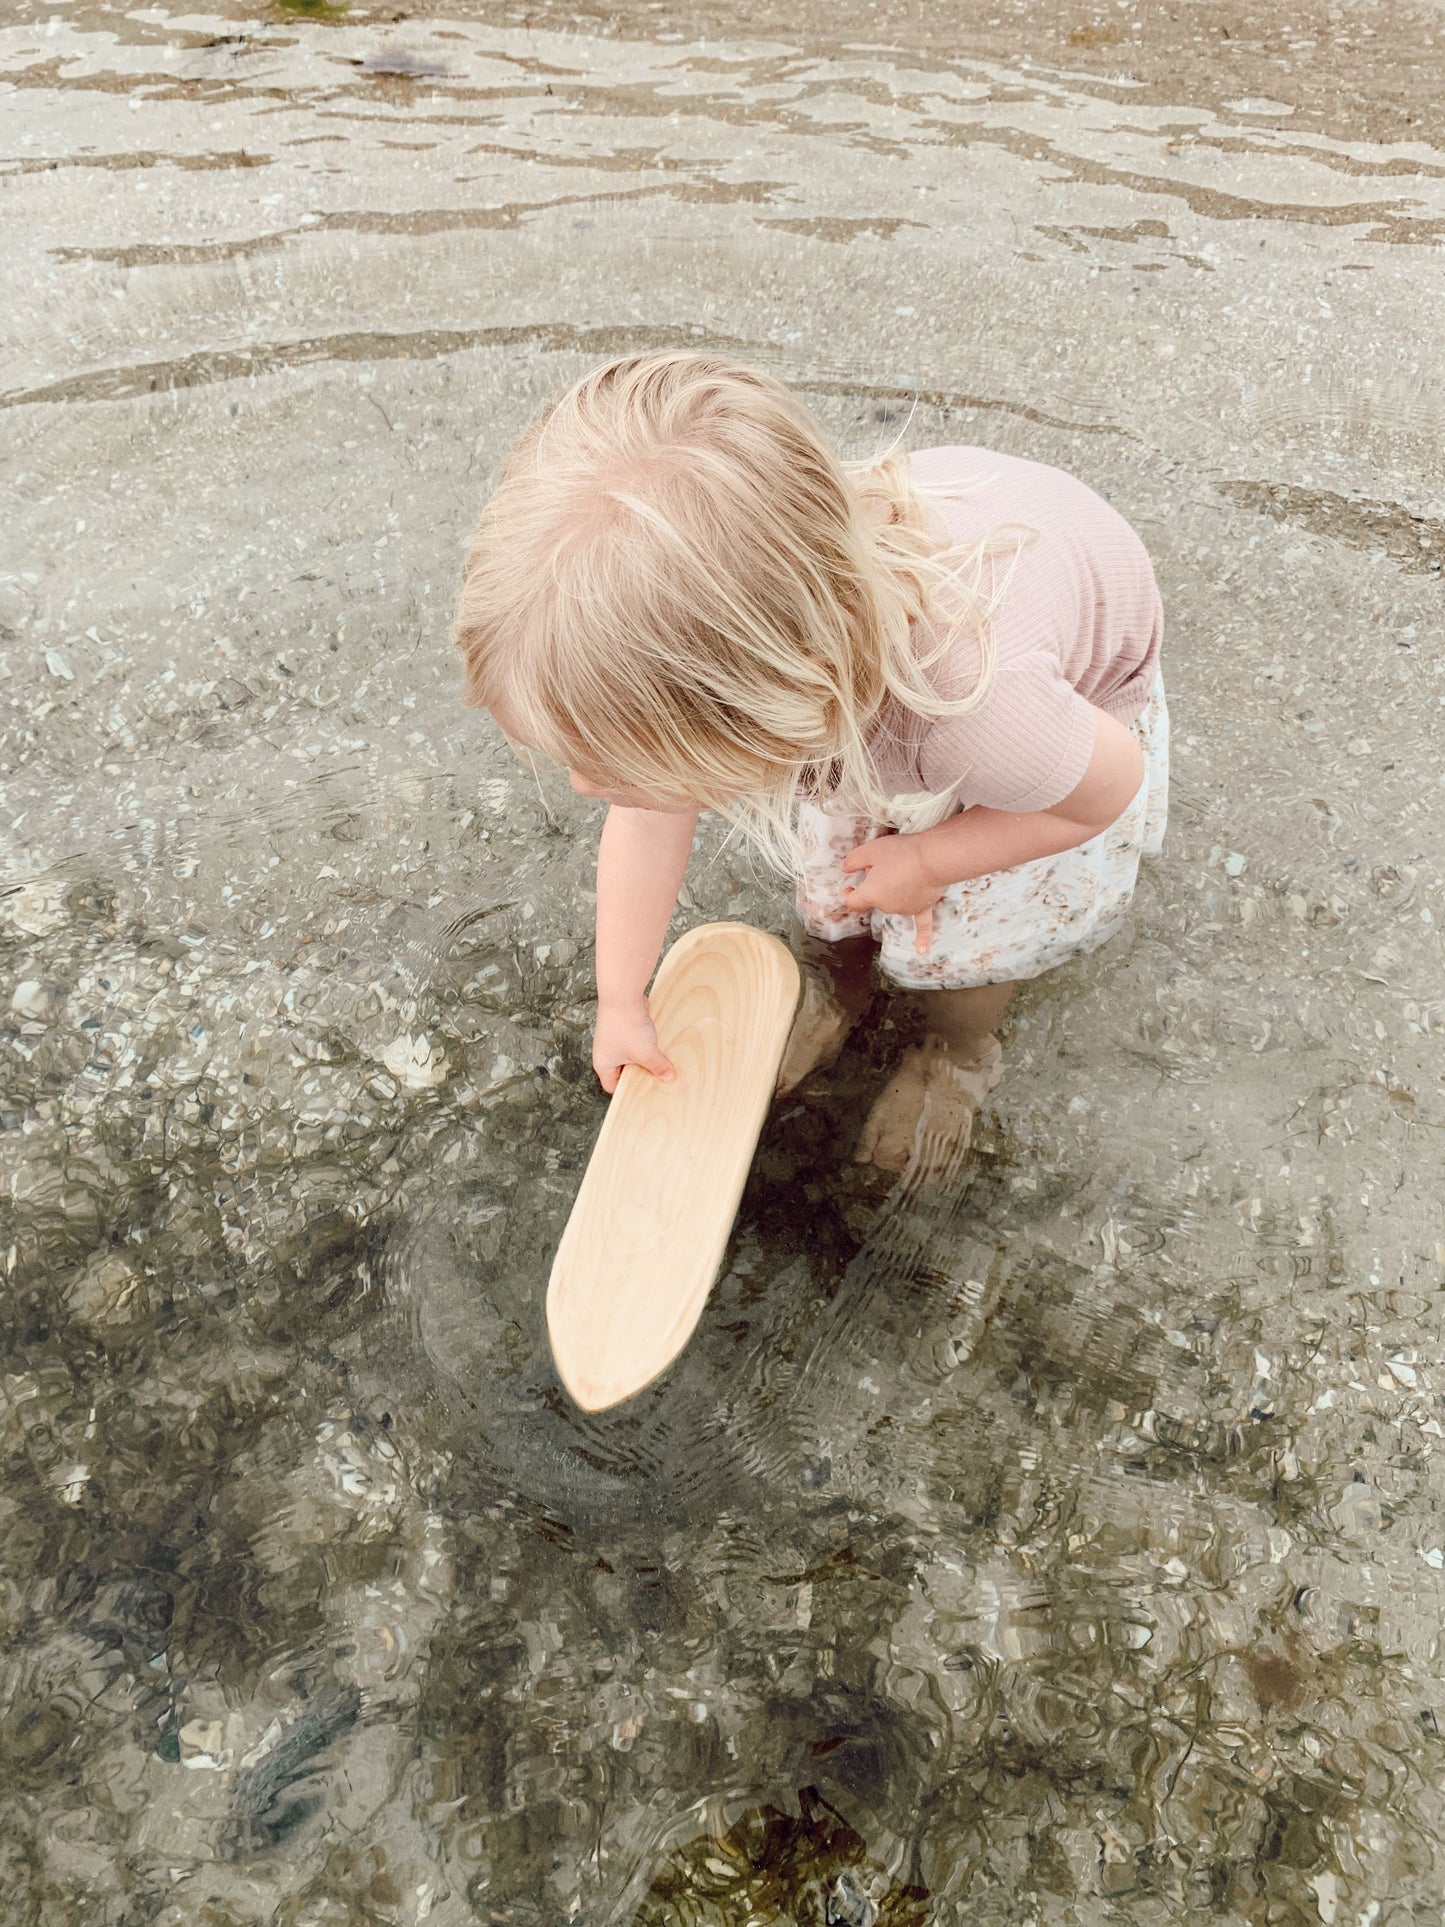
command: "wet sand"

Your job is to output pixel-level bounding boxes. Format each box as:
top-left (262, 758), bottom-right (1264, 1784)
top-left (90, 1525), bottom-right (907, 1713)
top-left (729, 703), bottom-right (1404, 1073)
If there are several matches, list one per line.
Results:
top-left (1, 0), bottom-right (1443, 1920)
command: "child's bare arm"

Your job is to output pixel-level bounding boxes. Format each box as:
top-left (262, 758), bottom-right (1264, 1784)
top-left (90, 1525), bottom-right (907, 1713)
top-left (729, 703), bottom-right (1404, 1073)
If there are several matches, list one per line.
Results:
top-left (841, 707), bottom-right (1145, 919)
top-left (920, 707), bottom-right (1144, 882)
top-left (593, 803), bottom-right (699, 1093)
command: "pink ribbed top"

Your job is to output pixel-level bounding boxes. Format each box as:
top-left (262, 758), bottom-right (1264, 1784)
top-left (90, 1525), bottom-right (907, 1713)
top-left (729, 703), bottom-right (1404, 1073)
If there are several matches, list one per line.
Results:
top-left (864, 444), bottom-right (1164, 814)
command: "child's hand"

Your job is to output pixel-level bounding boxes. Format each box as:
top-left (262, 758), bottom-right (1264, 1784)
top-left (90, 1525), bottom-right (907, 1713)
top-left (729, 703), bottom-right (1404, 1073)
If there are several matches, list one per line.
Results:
top-left (841, 831), bottom-right (946, 945)
top-left (592, 999), bottom-right (677, 1095)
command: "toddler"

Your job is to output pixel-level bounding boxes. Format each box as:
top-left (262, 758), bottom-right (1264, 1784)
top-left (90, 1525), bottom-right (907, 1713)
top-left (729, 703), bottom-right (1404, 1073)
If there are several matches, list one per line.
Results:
top-left (453, 352), bottom-right (1167, 1170)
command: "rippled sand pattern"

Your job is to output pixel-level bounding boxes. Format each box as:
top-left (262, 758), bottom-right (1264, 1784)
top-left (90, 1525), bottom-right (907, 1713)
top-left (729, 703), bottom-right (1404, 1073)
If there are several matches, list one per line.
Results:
top-left (2, 0), bottom-right (1443, 1919)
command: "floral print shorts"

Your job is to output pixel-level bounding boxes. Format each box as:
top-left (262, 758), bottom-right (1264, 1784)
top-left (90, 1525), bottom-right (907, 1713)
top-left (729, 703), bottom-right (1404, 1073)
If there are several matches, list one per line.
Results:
top-left (795, 674), bottom-right (1170, 990)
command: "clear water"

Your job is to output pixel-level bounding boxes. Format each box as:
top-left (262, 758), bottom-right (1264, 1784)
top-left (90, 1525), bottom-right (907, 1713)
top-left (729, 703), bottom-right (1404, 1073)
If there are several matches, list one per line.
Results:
top-left (2, 2), bottom-right (1443, 1920)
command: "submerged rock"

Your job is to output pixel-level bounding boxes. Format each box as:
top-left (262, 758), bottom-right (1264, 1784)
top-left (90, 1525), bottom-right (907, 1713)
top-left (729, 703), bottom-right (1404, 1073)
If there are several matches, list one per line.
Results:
top-left (827, 1870), bottom-right (880, 1927)
top-left (381, 1030), bottom-right (451, 1090)
top-left (224, 1686), bottom-right (363, 1856)
top-left (9, 979), bottom-right (54, 1020)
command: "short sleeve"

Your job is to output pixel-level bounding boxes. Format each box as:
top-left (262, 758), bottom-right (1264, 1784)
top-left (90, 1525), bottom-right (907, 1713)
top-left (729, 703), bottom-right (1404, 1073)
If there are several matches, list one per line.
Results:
top-left (916, 652), bottom-right (1098, 813)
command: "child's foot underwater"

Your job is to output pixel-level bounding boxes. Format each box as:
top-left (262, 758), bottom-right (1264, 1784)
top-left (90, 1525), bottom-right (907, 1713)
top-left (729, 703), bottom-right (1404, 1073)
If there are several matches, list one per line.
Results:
top-left (854, 1033), bottom-right (1005, 1173)
top-left (774, 933), bottom-right (875, 1099)
top-left (775, 969), bottom-right (855, 1096)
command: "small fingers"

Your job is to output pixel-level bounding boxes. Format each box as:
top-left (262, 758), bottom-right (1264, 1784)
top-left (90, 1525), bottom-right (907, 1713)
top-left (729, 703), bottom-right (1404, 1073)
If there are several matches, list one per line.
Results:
top-left (596, 1062), bottom-right (620, 1095)
top-left (913, 908), bottom-right (934, 955)
top-left (639, 1048), bottom-right (677, 1082)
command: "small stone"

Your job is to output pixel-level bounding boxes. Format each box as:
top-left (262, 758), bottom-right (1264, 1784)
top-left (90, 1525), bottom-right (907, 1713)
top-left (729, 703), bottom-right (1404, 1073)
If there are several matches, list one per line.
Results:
top-left (44, 649), bottom-right (74, 682)
top-left (5, 879), bottom-right (66, 936)
top-left (825, 1871), bottom-right (879, 1927)
top-left (178, 1718), bottom-right (227, 1768)
top-left (67, 1253), bottom-right (144, 1328)
top-left (10, 981), bottom-right (51, 1020)
top-left (381, 1033), bottom-right (450, 1090)
top-left (1098, 1822), bottom-right (1132, 1865)
top-left (1310, 1870), bottom-right (1339, 1924)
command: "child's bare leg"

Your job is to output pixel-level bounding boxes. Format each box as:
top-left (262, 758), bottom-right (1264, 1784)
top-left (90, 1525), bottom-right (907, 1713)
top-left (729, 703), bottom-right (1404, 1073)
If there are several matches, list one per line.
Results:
top-left (855, 981), bottom-right (1015, 1171)
top-left (918, 981), bottom-right (1015, 1061)
top-left (775, 928), bottom-right (874, 1096)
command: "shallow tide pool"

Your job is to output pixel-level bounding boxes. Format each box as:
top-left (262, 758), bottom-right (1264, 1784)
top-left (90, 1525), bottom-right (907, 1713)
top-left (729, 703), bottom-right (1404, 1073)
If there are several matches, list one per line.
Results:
top-left (2, 0), bottom-right (1444, 1919)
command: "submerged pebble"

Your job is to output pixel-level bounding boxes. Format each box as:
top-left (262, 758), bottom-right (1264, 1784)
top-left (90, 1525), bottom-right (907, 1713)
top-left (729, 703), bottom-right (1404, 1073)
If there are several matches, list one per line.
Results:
top-left (381, 1031), bottom-right (451, 1090)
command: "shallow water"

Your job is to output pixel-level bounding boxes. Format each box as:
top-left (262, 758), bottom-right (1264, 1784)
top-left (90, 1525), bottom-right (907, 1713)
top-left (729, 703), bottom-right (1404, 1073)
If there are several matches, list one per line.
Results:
top-left (2, 0), bottom-right (1444, 1920)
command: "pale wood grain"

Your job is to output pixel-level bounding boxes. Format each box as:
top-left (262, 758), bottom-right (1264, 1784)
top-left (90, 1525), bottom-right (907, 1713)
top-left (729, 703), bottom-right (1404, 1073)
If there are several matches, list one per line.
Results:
top-left (546, 922), bottom-right (801, 1412)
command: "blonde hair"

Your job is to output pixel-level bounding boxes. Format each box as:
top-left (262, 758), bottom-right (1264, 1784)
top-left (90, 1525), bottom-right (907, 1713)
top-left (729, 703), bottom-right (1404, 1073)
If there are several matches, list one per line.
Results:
top-left (452, 351), bottom-right (1037, 872)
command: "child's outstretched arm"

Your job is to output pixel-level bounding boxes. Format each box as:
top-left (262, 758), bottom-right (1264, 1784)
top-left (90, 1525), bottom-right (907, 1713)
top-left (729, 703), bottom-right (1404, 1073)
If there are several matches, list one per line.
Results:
top-left (593, 804), bottom-right (700, 1093)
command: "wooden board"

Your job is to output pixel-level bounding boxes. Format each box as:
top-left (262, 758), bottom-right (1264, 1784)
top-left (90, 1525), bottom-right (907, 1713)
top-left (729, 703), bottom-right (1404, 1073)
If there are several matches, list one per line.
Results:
top-left (546, 922), bottom-right (801, 1412)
